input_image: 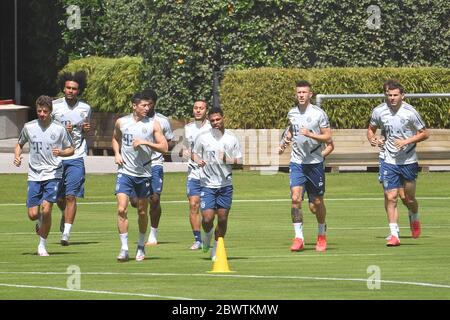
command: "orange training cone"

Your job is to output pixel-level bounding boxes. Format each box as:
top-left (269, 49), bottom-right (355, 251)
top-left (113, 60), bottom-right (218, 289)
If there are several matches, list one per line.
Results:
top-left (208, 237), bottom-right (234, 273)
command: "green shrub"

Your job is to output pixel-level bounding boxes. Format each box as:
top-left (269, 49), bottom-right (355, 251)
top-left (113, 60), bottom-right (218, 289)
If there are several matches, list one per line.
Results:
top-left (58, 0), bottom-right (450, 119)
top-left (60, 56), bottom-right (144, 113)
top-left (221, 67), bottom-right (450, 129)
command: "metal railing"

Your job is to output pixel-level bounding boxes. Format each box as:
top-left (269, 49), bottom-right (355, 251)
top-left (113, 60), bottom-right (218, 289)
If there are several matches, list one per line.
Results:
top-left (315, 93), bottom-right (450, 108)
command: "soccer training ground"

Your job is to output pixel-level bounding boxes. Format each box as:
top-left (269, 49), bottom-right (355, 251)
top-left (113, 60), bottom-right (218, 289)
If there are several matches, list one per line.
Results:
top-left (0, 171), bottom-right (449, 300)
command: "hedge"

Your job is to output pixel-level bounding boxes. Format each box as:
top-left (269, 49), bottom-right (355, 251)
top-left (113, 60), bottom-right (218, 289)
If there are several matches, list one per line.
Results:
top-left (221, 67), bottom-right (450, 129)
top-left (59, 56), bottom-right (144, 113)
top-left (58, 0), bottom-right (450, 119)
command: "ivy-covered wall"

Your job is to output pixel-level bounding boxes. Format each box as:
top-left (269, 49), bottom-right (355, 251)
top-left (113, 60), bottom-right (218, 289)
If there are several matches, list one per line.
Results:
top-left (58, 0), bottom-right (449, 118)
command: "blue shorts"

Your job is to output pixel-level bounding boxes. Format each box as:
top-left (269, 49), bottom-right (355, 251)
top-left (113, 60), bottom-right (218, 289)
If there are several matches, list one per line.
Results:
top-left (187, 178), bottom-right (202, 197)
top-left (382, 162), bottom-right (418, 191)
top-left (200, 185), bottom-right (233, 211)
top-left (115, 173), bottom-right (152, 198)
top-left (378, 158), bottom-right (384, 183)
top-left (289, 162), bottom-right (325, 202)
top-left (27, 179), bottom-right (61, 208)
top-left (58, 158), bottom-right (85, 199)
top-left (151, 165), bottom-right (164, 195)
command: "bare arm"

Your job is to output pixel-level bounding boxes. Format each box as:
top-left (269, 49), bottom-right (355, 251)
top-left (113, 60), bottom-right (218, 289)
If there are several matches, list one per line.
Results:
top-left (112, 119), bottom-right (124, 165)
top-left (278, 126), bottom-right (293, 154)
top-left (321, 140), bottom-right (334, 158)
top-left (53, 145), bottom-right (74, 157)
top-left (367, 124), bottom-right (384, 147)
top-left (13, 143), bottom-right (24, 167)
top-left (132, 121), bottom-right (168, 154)
top-left (394, 128), bottom-right (430, 149)
top-left (301, 126), bottom-right (331, 143)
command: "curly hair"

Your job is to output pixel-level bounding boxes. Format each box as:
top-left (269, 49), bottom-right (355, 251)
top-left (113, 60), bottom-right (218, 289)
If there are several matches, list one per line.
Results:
top-left (57, 71), bottom-right (87, 95)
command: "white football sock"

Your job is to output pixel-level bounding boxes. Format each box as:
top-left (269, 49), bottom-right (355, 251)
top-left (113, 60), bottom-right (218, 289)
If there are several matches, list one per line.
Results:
top-left (63, 223), bottom-right (72, 236)
top-left (389, 223), bottom-right (399, 238)
top-left (293, 223), bottom-right (304, 239)
top-left (39, 236), bottom-right (47, 249)
top-left (148, 227), bottom-right (158, 242)
top-left (120, 233), bottom-right (128, 251)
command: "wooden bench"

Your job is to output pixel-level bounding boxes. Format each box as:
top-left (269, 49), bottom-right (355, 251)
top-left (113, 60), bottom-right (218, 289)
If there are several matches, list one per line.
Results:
top-left (240, 129), bottom-right (450, 172)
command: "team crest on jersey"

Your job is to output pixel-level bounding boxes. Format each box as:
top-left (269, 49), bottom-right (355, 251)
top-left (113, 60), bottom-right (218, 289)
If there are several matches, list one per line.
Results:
top-left (80, 112), bottom-right (87, 119)
top-left (400, 118), bottom-right (405, 124)
top-left (142, 128), bottom-right (148, 134)
top-left (307, 117), bottom-right (312, 123)
top-left (50, 134), bottom-right (56, 141)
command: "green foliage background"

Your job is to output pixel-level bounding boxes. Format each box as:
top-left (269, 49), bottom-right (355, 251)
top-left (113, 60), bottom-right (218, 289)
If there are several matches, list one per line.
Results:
top-left (57, 0), bottom-right (449, 119)
top-left (60, 56), bottom-right (144, 113)
top-left (221, 67), bottom-right (450, 129)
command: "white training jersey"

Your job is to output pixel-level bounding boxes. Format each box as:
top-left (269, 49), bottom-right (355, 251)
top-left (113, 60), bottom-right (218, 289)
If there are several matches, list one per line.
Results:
top-left (52, 98), bottom-right (91, 159)
top-left (117, 114), bottom-right (155, 177)
top-left (193, 128), bottom-right (242, 188)
top-left (287, 104), bottom-right (330, 164)
top-left (370, 102), bottom-right (426, 165)
top-left (149, 112), bottom-right (174, 167)
top-left (184, 120), bottom-right (212, 180)
top-left (18, 120), bottom-right (73, 181)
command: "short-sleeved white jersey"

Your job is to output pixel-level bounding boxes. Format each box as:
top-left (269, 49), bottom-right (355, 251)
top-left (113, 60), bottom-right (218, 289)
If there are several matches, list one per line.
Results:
top-left (370, 102), bottom-right (426, 165)
top-left (52, 98), bottom-right (91, 159)
top-left (149, 113), bottom-right (174, 167)
top-left (193, 128), bottom-right (242, 188)
top-left (184, 120), bottom-right (211, 180)
top-left (117, 114), bottom-right (155, 177)
top-left (287, 104), bottom-right (330, 164)
top-left (18, 120), bottom-right (73, 181)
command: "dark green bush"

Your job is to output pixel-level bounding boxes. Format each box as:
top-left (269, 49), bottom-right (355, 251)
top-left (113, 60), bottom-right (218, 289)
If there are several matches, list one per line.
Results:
top-left (221, 67), bottom-right (450, 129)
top-left (58, 0), bottom-right (450, 119)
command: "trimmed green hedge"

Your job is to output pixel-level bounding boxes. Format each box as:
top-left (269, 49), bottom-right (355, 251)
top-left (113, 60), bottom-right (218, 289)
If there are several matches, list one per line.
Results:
top-left (58, 0), bottom-right (450, 119)
top-left (59, 56), bottom-right (144, 113)
top-left (221, 67), bottom-right (450, 129)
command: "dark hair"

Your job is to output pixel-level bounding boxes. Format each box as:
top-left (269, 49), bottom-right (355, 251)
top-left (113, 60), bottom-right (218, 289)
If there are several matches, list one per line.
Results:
top-left (295, 80), bottom-right (312, 89)
top-left (383, 79), bottom-right (400, 92)
top-left (141, 88), bottom-right (158, 103)
top-left (386, 81), bottom-right (405, 94)
top-left (35, 95), bottom-right (53, 111)
top-left (208, 107), bottom-right (223, 117)
top-left (57, 71), bottom-right (87, 94)
top-left (131, 92), bottom-right (145, 104)
top-left (194, 99), bottom-right (208, 106)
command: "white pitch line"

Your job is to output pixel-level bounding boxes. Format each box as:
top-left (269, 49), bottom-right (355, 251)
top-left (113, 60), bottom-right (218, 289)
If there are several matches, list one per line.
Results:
top-left (1, 225), bottom-right (450, 236)
top-left (1, 196), bottom-right (449, 207)
top-left (0, 271), bottom-right (449, 290)
top-left (0, 283), bottom-right (193, 300)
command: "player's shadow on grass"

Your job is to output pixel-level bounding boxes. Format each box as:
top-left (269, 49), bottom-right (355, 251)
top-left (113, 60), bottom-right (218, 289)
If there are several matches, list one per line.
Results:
top-left (22, 252), bottom-right (76, 256)
top-left (53, 241), bottom-right (99, 246)
top-left (201, 256), bottom-right (249, 261)
top-left (375, 236), bottom-right (429, 240)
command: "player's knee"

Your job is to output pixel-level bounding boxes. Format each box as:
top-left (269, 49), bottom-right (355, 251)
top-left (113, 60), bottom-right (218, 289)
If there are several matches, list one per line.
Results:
top-left (137, 209), bottom-right (147, 217)
top-left (202, 215), bottom-right (214, 226)
top-left (291, 194), bottom-right (302, 206)
top-left (117, 207), bottom-right (127, 217)
top-left (27, 209), bottom-right (39, 221)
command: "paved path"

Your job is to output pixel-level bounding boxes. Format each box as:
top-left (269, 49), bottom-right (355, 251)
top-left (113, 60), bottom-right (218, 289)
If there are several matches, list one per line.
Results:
top-left (0, 153), bottom-right (187, 174)
top-left (0, 138), bottom-right (187, 174)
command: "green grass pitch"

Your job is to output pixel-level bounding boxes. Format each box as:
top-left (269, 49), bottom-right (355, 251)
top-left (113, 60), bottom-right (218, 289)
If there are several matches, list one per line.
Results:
top-left (0, 171), bottom-right (449, 300)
